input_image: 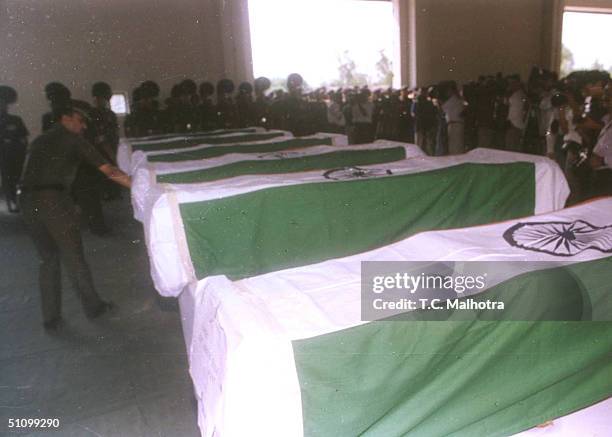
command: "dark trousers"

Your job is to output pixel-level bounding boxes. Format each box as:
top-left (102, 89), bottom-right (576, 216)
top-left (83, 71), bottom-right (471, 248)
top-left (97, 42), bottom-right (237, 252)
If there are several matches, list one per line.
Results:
top-left (590, 168), bottom-right (612, 198)
top-left (348, 123), bottom-right (375, 145)
top-left (20, 191), bottom-right (104, 322)
top-left (0, 146), bottom-right (26, 205)
top-left (72, 163), bottom-right (108, 232)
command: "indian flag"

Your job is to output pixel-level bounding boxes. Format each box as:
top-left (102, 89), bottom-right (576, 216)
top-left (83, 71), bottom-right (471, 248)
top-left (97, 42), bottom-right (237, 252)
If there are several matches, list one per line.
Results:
top-left (118, 127), bottom-right (268, 171)
top-left (131, 139), bottom-right (422, 222)
top-left (117, 127), bottom-right (290, 173)
top-left (144, 148), bottom-right (568, 296)
top-left (184, 197), bottom-right (612, 437)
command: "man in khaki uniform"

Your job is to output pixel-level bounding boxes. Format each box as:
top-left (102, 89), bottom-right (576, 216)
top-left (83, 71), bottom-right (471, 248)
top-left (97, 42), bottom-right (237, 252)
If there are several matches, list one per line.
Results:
top-left (19, 106), bottom-right (131, 330)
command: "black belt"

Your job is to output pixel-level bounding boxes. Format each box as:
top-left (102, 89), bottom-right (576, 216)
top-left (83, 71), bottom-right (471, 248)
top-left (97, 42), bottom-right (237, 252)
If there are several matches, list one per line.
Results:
top-left (19, 184), bottom-right (65, 193)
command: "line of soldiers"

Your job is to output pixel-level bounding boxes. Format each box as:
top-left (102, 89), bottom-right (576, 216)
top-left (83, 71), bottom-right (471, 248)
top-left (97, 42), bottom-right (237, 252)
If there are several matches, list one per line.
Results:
top-left (123, 73), bottom-right (416, 145)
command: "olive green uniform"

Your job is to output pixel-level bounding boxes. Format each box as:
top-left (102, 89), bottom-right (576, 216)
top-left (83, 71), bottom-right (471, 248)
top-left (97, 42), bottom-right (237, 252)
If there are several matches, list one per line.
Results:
top-left (20, 124), bottom-right (109, 323)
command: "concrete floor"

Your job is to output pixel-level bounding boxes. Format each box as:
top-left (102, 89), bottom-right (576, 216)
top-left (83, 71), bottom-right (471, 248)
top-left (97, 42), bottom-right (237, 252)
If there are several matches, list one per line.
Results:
top-left (0, 196), bottom-right (199, 436)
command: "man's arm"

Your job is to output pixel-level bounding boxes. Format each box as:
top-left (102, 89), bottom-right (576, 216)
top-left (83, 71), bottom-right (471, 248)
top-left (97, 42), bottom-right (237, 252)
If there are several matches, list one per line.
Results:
top-left (98, 164), bottom-right (131, 188)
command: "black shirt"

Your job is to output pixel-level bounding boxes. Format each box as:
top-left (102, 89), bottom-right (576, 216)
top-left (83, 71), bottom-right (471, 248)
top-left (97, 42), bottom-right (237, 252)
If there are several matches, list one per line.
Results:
top-left (21, 124), bottom-right (107, 188)
top-left (0, 113), bottom-right (28, 154)
top-left (89, 107), bottom-right (119, 157)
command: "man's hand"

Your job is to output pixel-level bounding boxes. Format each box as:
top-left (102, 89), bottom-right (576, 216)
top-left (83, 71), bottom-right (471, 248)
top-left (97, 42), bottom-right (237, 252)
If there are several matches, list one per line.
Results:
top-left (99, 164), bottom-right (131, 189)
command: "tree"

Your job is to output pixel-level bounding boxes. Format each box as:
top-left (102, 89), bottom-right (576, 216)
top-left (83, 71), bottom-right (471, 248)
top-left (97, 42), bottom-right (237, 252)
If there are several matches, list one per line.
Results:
top-left (337, 50), bottom-right (357, 86)
top-left (375, 50), bottom-right (394, 87)
top-left (560, 44), bottom-right (574, 77)
top-left (591, 59), bottom-right (605, 70)
top-left (333, 51), bottom-right (368, 87)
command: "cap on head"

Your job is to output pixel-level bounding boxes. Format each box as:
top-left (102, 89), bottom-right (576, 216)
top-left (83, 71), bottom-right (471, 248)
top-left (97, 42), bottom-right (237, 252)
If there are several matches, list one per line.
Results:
top-left (179, 79), bottom-right (197, 96)
top-left (140, 80), bottom-right (160, 99)
top-left (238, 82), bottom-right (253, 94)
top-left (0, 85), bottom-right (17, 104)
top-left (45, 82), bottom-right (71, 103)
top-left (217, 79), bottom-right (235, 95)
top-left (254, 77), bottom-right (271, 92)
top-left (287, 73), bottom-right (303, 91)
top-left (92, 82), bottom-right (112, 100)
top-left (199, 82), bottom-right (215, 98)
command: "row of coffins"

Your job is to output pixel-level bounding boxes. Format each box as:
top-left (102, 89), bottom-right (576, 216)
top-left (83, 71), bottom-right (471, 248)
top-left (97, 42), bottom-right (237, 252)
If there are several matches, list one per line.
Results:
top-left (120, 127), bottom-right (610, 436)
top-left (183, 198), bottom-right (612, 437)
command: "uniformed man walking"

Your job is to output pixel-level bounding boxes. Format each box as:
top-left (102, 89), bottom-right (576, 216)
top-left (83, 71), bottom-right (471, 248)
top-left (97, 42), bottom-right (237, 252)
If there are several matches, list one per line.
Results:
top-left (19, 106), bottom-right (131, 330)
top-left (0, 86), bottom-right (28, 213)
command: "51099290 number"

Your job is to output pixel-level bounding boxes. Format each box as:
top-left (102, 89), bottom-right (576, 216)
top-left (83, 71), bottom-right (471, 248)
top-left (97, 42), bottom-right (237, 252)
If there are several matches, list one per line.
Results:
top-left (7, 418), bottom-right (60, 429)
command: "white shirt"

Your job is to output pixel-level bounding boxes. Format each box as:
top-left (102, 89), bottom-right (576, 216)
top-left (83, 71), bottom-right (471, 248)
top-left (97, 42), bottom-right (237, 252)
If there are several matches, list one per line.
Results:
top-left (562, 107), bottom-right (582, 145)
top-left (441, 94), bottom-right (465, 123)
top-left (538, 92), bottom-right (553, 137)
top-left (327, 101), bottom-right (345, 127)
top-left (351, 101), bottom-right (374, 124)
top-left (507, 89), bottom-right (527, 129)
top-left (594, 115), bottom-right (612, 169)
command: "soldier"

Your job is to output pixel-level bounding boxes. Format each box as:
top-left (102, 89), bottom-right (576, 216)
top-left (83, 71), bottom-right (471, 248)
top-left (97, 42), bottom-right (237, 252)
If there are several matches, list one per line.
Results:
top-left (253, 77), bottom-right (271, 129)
top-left (215, 79), bottom-right (238, 129)
top-left (346, 87), bottom-right (375, 144)
top-left (90, 82), bottom-right (120, 200)
top-left (172, 79), bottom-right (200, 133)
top-left (235, 82), bottom-right (255, 128)
top-left (198, 81), bottom-right (216, 131)
top-left (125, 81), bottom-right (163, 137)
top-left (273, 73), bottom-right (313, 136)
top-left (19, 105), bottom-right (131, 330)
top-left (0, 86), bottom-right (28, 213)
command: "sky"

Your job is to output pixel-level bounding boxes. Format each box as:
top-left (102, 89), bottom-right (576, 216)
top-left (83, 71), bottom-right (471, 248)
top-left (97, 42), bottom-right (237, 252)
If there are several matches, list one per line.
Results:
top-left (248, 0), bottom-right (394, 87)
top-left (562, 11), bottom-right (612, 71)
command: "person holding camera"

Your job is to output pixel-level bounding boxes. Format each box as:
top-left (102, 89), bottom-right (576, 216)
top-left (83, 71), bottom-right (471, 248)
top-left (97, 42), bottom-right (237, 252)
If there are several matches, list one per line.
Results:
top-left (589, 83), bottom-right (612, 197)
top-left (559, 71), bottom-right (610, 204)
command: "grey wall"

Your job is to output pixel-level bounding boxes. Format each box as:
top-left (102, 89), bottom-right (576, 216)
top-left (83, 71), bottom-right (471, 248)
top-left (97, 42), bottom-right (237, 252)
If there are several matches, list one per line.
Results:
top-left (0, 0), bottom-right (232, 136)
top-left (412, 0), bottom-right (552, 87)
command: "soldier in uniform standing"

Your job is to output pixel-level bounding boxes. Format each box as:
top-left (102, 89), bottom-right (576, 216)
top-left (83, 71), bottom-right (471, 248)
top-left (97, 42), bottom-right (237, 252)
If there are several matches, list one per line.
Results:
top-left (89, 82), bottom-right (120, 200)
top-left (235, 82), bottom-right (256, 128)
top-left (172, 79), bottom-right (200, 133)
top-left (198, 82), bottom-right (217, 132)
top-left (0, 86), bottom-right (28, 213)
top-left (215, 79), bottom-right (238, 129)
top-left (19, 106), bottom-right (131, 330)
top-left (125, 81), bottom-right (163, 137)
top-left (253, 77), bottom-right (271, 129)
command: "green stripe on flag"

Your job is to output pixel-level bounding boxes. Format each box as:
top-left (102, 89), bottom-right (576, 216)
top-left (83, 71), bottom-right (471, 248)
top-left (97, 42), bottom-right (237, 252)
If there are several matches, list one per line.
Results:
top-left (133, 131), bottom-right (285, 152)
top-left (148, 137), bottom-right (334, 163)
top-left (132, 128), bottom-right (257, 143)
top-left (157, 147), bottom-right (406, 184)
top-left (179, 162), bottom-right (536, 279)
top-left (292, 257), bottom-right (612, 437)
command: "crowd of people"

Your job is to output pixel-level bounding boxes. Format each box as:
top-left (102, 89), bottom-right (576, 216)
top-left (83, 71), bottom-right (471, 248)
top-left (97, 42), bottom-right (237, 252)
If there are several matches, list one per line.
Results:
top-left (1, 67), bottom-right (611, 219)
top-left (122, 68), bottom-right (610, 203)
